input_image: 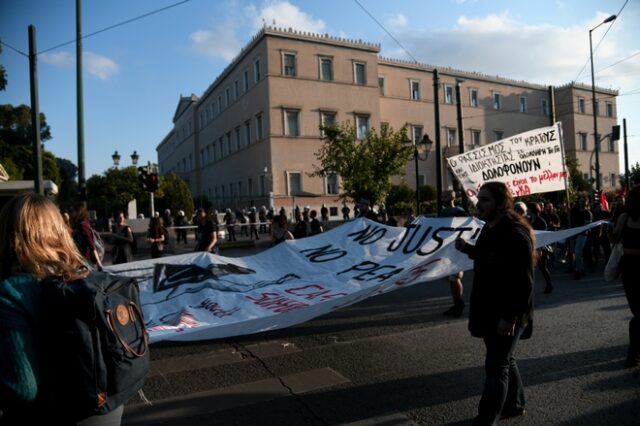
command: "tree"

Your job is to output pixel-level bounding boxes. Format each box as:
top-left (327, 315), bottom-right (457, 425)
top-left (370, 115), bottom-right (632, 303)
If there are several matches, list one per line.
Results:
top-left (622, 162), bottom-right (640, 188)
top-left (86, 166), bottom-right (146, 218)
top-left (0, 43), bottom-right (7, 92)
top-left (313, 122), bottom-right (414, 206)
top-left (0, 103), bottom-right (56, 182)
top-left (565, 156), bottom-right (591, 200)
top-left (157, 172), bottom-right (195, 220)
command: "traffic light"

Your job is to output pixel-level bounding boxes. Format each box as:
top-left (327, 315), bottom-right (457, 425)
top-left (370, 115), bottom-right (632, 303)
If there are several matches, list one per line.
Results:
top-left (137, 167), bottom-right (148, 190)
top-left (592, 190), bottom-right (600, 206)
top-left (147, 173), bottom-right (159, 192)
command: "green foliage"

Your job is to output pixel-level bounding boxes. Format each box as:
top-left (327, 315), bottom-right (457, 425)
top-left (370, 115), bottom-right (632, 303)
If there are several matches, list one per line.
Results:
top-left (565, 156), bottom-right (591, 201)
top-left (157, 172), bottom-right (195, 220)
top-left (0, 43), bottom-right (6, 91)
top-left (0, 103), bottom-right (57, 183)
top-left (313, 122), bottom-right (414, 206)
top-left (386, 183), bottom-right (414, 208)
top-left (623, 162), bottom-right (640, 187)
top-left (86, 166), bottom-right (146, 216)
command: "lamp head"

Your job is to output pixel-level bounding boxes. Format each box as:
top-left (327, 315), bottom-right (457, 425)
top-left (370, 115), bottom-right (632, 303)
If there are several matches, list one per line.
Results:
top-left (604, 14), bottom-right (617, 23)
top-left (421, 134), bottom-right (433, 150)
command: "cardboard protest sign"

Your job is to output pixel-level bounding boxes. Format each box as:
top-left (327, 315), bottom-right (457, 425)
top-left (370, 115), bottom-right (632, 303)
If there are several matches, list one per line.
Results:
top-left (446, 123), bottom-right (567, 203)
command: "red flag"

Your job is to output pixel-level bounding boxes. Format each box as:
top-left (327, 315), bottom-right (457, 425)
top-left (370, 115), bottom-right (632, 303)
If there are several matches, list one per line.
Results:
top-left (600, 192), bottom-right (609, 211)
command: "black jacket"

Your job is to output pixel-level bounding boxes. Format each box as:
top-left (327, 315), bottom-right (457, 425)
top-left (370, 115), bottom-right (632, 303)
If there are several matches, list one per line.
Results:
top-left (461, 215), bottom-right (534, 338)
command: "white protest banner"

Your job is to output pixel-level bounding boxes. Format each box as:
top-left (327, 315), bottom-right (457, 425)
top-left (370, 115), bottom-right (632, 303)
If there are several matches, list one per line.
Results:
top-left (446, 123), bottom-right (567, 203)
top-left (106, 217), bottom-right (604, 344)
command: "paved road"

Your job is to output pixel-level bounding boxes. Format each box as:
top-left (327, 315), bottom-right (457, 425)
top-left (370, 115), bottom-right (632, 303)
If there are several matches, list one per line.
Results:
top-left (121, 244), bottom-right (639, 426)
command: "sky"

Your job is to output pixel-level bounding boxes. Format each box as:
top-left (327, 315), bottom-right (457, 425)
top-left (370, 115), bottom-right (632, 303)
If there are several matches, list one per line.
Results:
top-left (1, 0), bottom-right (639, 179)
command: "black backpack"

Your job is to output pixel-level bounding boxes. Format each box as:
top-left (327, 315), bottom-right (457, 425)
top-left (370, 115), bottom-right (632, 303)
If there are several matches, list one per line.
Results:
top-left (40, 271), bottom-right (150, 421)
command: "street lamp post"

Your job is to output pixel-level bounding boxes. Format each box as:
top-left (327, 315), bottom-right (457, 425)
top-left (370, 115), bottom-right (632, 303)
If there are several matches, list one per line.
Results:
top-left (130, 150), bottom-right (139, 166)
top-left (413, 134), bottom-right (433, 214)
top-left (111, 150), bottom-right (121, 167)
top-left (589, 14), bottom-right (617, 194)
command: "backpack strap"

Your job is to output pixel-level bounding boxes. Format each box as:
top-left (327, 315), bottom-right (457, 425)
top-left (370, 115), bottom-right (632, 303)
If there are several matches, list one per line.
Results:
top-left (105, 301), bottom-right (148, 357)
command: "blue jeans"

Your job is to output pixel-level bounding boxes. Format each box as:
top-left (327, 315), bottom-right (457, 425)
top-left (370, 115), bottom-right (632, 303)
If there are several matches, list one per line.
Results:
top-left (475, 327), bottom-right (525, 426)
top-left (574, 234), bottom-right (587, 273)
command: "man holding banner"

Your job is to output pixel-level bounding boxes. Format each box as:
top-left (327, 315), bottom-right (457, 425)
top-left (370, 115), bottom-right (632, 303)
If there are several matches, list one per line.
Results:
top-left (455, 182), bottom-right (535, 425)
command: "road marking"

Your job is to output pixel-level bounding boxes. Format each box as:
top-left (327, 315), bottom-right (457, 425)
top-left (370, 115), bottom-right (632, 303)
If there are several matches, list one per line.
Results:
top-left (124, 367), bottom-right (350, 426)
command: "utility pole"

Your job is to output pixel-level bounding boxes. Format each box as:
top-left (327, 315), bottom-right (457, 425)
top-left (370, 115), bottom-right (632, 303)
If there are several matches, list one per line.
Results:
top-left (433, 69), bottom-right (443, 213)
top-left (28, 25), bottom-right (43, 195)
top-left (76, 0), bottom-right (86, 200)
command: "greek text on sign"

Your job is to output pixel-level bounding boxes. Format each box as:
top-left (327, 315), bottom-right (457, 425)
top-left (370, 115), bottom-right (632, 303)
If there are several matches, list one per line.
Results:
top-left (447, 123), bottom-right (567, 202)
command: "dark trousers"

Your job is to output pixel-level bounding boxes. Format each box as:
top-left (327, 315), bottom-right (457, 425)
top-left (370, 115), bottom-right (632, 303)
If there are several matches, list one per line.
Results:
top-left (476, 327), bottom-right (525, 426)
top-left (622, 255), bottom-right (640, 360)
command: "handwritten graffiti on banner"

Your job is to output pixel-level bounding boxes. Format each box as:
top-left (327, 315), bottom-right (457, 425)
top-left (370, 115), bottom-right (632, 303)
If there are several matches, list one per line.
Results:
top-left (447, 123), bottom-right (567, 202)
top-left (105, 216), bottom-right (604, 343)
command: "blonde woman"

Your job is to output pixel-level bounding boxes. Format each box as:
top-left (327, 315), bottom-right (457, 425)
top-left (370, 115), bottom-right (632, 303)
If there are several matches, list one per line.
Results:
top-left (0, 193), bottom-right (124, 425)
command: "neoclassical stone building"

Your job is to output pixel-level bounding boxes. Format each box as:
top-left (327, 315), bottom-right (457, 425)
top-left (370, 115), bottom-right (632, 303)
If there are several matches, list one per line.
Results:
top-left (157, 26), bottom-right (619, 217)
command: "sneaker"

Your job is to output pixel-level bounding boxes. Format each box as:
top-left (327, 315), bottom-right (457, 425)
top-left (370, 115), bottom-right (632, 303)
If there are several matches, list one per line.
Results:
top-left (500, 408), bottom-right (526, 419)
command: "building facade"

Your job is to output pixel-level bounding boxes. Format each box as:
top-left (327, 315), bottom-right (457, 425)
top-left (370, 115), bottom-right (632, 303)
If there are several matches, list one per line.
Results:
top-left (157, 27), bottom-right (620, 217)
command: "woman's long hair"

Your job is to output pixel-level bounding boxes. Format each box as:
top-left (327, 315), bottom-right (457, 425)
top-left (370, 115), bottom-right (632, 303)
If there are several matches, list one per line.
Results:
top-left (480, 181), bottom-right (538, 263)
top-left (0, 193), bottom-right (88, 280)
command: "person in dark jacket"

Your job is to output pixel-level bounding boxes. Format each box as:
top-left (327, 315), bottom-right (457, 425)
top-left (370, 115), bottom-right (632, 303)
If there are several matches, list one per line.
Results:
top-left (455, 182), bottom-right (535, 425)
top-left (0, 193), bottom-right (125, 425)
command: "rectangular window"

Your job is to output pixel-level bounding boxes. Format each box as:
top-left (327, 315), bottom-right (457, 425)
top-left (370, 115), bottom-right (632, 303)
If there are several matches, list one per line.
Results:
top-left (326, 172), bottom-right (338, 195)
top-left (243, 68), bottom-right (249, 92)
top-left (493, 92), bottom-right (502, 110)
top-left (578, 97), bottom-right (586, 113)
top-left (354, 62), bottom-right (366, 85)
top-left (260, 175), bottom-right (266, 196)
top-left (205, 145), bottom-right (210, 163)
top-left (445, 85), bottom-right (454, 104)
top-left (519, 96), bottom-right (527, 113)
top-left (470, 88), bottom-right (479, 107)
top-left (606, 102), bottom-right (613, 117)
top-left (283, 52), bottom-right (296, 76)
top-left (238, 181), bottom-right (243, 198)
top-left (446, 128), bottom-right (456, 148)
top-left (235, 126), bottom-right (241, 150)
top-left (244, 120), bottom-right (251, 146)
top-left (541, 99), bottom-right (549, 116)
top-left (610, 173), bottom-right (616, 186)
top-left (320, 111), bottom-right (336, 136)
top-left (378, 77), bottom-right (385, 95)
top-left (234, 80), bottom-right (239, 100)
top-left (284, 110), bottom-right (300, 136)
top-left (594, 100), bottom-right (599, 116)
top-left (494, 130), bottom-right (504, 141)
top-left (254, 58), bottom-right (261, 82)
top-left (288, 172), bottom-right (302, 195)
top-left (248, 178), bottom-right (253, 197)
top-left (217, 96), bottom-right (222, 113)
top-left (411, 80), bottom-right (421, 100)
top-left (225, 87), bottom-right (230, 107)
top-left (320, 57), bottom-right (333, 81)
top-left (256, 113), bottom-right (263, 141)
top-left (608, 136), bottom-right (615, 152)
top-left (229, 183), bottom-right (234, 199)
top-left (217, 137), bottom-right (223, 159)
top-left (579, 132), bottom-right (588, 150)
top-left (356, 114), bottom-right (370, 139)
top-left (472, 130), bottom-right (481, 146)
top-left (413, 126), bottom-right (423, 144)
top-left (225, 132), bottom-right (231, 155)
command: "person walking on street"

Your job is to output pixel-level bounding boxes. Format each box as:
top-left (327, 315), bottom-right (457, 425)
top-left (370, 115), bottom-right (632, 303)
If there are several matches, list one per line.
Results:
top-left (110, 211), bottom-right (134, 264)
top-left (195, 208), bottom-right (218, 253)
top-left (439, 190), bottom-right (467, 317)
top-left (175, 210), bottom-right (188, 245)
top-left (527, 203), bottom-right (553, 294)
top-left (612, 185), bottom-right (640, 368)
top-left (147, 216), bottom-right (166, 259)
top-left (455, 182), bottom-right (535, 425)
top-left (71, 201), bottom-right (104, 271)
top-left (0, 193), bottom-right (126, 425)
